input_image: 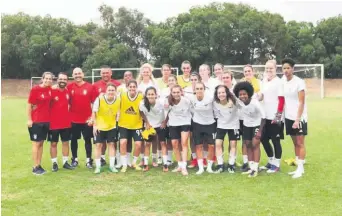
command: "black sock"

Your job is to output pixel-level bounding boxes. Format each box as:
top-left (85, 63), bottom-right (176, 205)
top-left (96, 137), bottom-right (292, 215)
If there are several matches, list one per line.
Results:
top-left (84, 138), bottom-right (92, 159)
top-left (71, 138), bottom-right (78, 159)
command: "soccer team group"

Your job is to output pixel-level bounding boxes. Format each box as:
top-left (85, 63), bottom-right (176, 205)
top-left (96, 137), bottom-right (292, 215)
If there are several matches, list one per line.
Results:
top-left (28, 58), bottom-right (308, 178)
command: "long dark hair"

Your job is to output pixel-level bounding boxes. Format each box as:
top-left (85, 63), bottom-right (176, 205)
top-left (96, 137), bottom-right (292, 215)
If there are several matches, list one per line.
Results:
top-left (214, 85), bottom-right (236, 104)
top-left (144, 86), bottom-right (157, 112)
top-left (168, 85), bottom-right (182, 106)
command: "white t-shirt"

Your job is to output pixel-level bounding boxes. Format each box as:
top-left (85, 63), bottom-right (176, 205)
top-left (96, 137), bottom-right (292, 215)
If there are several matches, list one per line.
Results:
top-left (283, 75), bottom-right (308, 121)
top-left (139, 100), bottom-right (165, 128)
top-left (261, 77), bottom-right (284, 120)
top-left (160, 88), bottom-right (170, 102)
top-left (203, 77), bottom-right (220, 96)
top-left (190, 94), bottom-right (215, 125)
top-left (239, 98), bottom-right (266, 127)
top-left (183, 86), bottom-right (195, 99)
top-left (165, 96), bottom-right (192, 126)
top-left (213, 101), bottom-right (240, 129)
top-left (138, 80), bottom-right (159, 96)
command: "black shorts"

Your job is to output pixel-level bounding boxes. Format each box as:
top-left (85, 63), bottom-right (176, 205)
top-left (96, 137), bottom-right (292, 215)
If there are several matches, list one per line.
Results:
top-left (192, 122), bottom-right (216, 145)
top-left (118, 127), bottom-right (143, 142)
top-left (71, 123), bottom-right (93, 140)
top-left (243, 125), bottom-right (260, 141)
top-left (239, 120), bottom-right (244, 136)
top-left (145, 127), bottom-right (169, 142)
top-left (216, 128), bottom-right (241, 141)
top-left (285, 118), bottom-right (308, 136)
top-left (48, 128), bottom-right (71, 142)
top-left (263, 120), bottom-right (284, 140)
top-left (169, 125), bottom-right (191, 140)
top-left (28, 122), bottom-right (49, 142)
top-left (94, 128), bottom-right (118, 144)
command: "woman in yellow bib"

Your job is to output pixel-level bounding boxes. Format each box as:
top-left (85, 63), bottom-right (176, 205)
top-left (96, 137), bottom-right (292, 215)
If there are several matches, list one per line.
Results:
top-left (177, 60), bottom-right (192, 89)
top-left (241, 64), bottom-right (261, 94)
top-left (118, 80), bottom-right (144, 172)
top-left (92, 83), bottom-right (120, 174)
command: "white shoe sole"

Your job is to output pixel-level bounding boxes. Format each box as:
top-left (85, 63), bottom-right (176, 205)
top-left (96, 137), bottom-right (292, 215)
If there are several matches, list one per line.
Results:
top-left (292, 172), bottom-right (303, 179)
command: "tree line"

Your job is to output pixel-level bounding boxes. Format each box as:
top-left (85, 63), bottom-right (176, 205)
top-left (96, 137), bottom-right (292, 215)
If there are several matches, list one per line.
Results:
top-left (1, 2), bottom-right (342, 79)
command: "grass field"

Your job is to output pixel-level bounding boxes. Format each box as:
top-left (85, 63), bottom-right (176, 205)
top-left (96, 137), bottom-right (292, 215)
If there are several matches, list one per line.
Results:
top-left (1, 98), bottom-right (342, 216)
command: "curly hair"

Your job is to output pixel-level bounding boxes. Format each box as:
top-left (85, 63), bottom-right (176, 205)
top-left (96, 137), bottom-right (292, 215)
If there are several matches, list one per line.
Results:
top-left (214, 85), bottom-right (236, 104)
top-left (281, 58), bottom-right (295, 67)
top-left (233, 81), bottom-right (254, 98)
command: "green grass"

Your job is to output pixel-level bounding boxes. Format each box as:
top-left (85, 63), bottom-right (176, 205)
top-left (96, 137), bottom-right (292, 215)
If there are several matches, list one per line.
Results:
top-left (2, 98), bottom-right (342, 216)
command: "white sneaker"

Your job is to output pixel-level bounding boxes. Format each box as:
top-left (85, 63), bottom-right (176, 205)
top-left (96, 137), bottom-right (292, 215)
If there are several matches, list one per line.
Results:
top-left (196, 169), bottom-right (204, 175)
top-left (288, 170), bottom-right (297, 175)
top-left (115, 160), bottom-right (122, 169)
top-left (292, 171), bottom-right (303, 179)
top-left (157, 157), bottom-right (162, 165)
top-left (206, 168), bottom-right (214, 173)
top-left (242, 169), bottom-right (252, 175)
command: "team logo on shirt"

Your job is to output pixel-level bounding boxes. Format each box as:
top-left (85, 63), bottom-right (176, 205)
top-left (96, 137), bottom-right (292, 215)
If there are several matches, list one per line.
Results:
top-left (55, 96), bottom-right (59, 101)
top-left (71, 90), bottom-right (74, 95)
top-left (83, 89), bottom-right (87, 95)
top-left (33, 134), bottom-right (37, 139)
top-left (66, 94), bottom-right (69, 100)
top-left (98, 88), bottom-right (102, 92)
top-left (41, 94), bottom-right (45, 99)
top-left (125, 106), bottom-right (137, 115)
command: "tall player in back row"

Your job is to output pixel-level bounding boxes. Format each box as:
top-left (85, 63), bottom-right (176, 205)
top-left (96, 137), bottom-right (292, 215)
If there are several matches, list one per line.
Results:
top-left (282, 58), bottom-right (308, 179)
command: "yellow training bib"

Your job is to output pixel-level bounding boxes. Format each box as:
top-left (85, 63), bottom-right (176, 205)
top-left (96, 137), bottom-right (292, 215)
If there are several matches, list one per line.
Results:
top-left (96, 96), bottom-right (120, 131)
top-left (241, 77), bottom-right (260, 93)
top-left (118, 92), bottom-right (143, 129)
top-left (177, 75), bottom-right (192, 89)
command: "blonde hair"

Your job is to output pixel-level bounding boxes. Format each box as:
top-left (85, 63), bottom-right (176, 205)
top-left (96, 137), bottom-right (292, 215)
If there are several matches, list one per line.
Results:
top-left (137, 63), bottom-right (156, 84)
top-left (199, 64), bottom-right (211, 72)
top-left (214, 63), bottom-right (224, 69)
top-left (222, 70), bottom-right (233, 79)
top-left (264, 60), bottom-right (277, 81)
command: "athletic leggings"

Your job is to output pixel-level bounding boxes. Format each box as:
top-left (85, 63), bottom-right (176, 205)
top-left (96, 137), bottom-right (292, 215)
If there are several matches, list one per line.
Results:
top-left (261, 137), bottom-right (282, 159)
top-left (71, 137), bottom-right (92, 159)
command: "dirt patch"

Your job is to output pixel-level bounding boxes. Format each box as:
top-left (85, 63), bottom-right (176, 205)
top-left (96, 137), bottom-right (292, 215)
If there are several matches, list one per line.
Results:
top-left (1, 79), bottom-right (341, 98)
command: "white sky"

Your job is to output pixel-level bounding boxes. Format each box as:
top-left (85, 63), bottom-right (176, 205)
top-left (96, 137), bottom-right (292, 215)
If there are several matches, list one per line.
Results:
top-left (1, 0), bottom-right (342, 24)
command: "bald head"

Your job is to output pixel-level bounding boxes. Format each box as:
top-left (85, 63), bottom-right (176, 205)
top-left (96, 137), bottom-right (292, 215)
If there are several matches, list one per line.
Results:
top-left (72, 67), bottom-right (84, 83)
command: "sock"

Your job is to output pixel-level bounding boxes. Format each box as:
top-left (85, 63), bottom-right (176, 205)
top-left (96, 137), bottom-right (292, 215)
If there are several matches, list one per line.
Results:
top-left (116, 154), bottom-right (121, 164)
top-left (51, 158), bottom-right (57, 164)
top-left (74, 157), bottom-right (78, 162)
top-left (204, 151), bottom-right (208, 159)
top-left (207, 160), bottom-right (213, 169)
top-left (133, 156), bottom-right (139, 165)
top-left (177, 161), bottom-right (182, 168)
top-left (182, 161), bottom-right (187, 169)
top-left (140, 153), bottom-right (144, 159)
top-left (116, 151), bottom-right (120, 158)
top-left (254, 162), bottom-right (259, 171)
top-left (127, 153), bottom-right (131, 165)
top-left (243, 155), bottom-right (248, 164)
top-left (217, 155), bottom-right (223, 165)
top-left (248, 161), bottom-right (254, 169)
top-left (198, 159), bottom-right (204, 170)
top-left (144, 156), bottom-right (149, 165)
top-left (152, 153), bottom-right (157, 159)
top-left (162, 155), bottom-right (168, 165)
top-left (297, 159), bottom-right (304, 172)
top-left (86, 158), bottom-right (90, 163)
top-left (109, 157), bottom-right (115, 167)
top-left (101, 155), bottom-right (105, 160)
top-left (167, 150), bottom-right (173, 161)
top-left (121, 155), bottom-right (127, 167)
top-left (192, 153), bottom-right (197, 159)
top-left (62, 156), bottom-right (68, 165)
top-left (274, 158), bottom-right (281, 167)
top-left (95, 159), bottom-right (101, 168)
top-left (268, 157), bottom-right (274, 165)
top-left (295, 156), bottom-right (299, 162)
top-left (157, 150), bottom-right (162, 158)
top-left (228, 152), bottom-right (235, 165)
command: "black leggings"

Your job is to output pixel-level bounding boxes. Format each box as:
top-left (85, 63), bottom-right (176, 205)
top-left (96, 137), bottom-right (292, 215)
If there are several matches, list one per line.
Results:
top-left (71, 137), bottom-right (92, 159)
top-left (261, 137), bottom-right (282, 159)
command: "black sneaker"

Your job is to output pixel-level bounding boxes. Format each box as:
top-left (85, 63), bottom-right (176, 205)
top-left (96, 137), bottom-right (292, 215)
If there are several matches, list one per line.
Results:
top-left (227, 164), bottom-right (236, 173)
top-left (101, 158), bottom-right (106, 167)
top-left (32, 167), bottom-right (39, 175)
top-left (86, 160), bottom-right (93, 169)
top-left (214, 165), bottom-right (224, 173)
top-left (37, 165), bottom-right (46, 175)
top-left (63, 162), bottom-right (74, 170)
top-left (71, 159), bottom-right (79, 167)
top-left (241, 163), bottom-right (249, 172)
top-left (259, 163), bottom-right (272, 171)
top-left (52, 162), bottom-right (59, 172)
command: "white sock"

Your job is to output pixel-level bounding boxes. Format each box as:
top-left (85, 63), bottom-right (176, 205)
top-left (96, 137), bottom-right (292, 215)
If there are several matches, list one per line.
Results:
top-left (248, 161), bottom-right (254, 169)
top-left (86, 158), bottom-right (90, 163)
top-left (295, 156), bottom-right (299, 162)
top-left (254, 162), bottom-right (259, 171)
top-left (192, 153), bottom-right (197, 159)
top-left (274, 158), bottom-right (281, 167)
top-left (95, 159), bottom-right (101, 168)
top-left (144, 156), bottom-right (149, 165)
top-left (177, 161), bottom-right (182, 168)
top-left (198, 159), bottom-right (204, 170)
top-left (297, 159), bottom-right (304, 173)
top-left (162, 155), bottom-right (168, 165)
top-left (133, 156), bottom-right (138, 164)
top-left (217, 155), bottom-right (224, 165)
top-left (152, 153), bottom-right (157, 159)
top-left (51, 158), bottom-right (57, 164)
top-left (207, 160), bottom-right (213, 169)
top-left (204, 151), bottom-right (208, 159)
top-left (157, 150), bottom-right (162, 158)
top-left (167, 150), bottom-right (173, 161)
top-left (140, 153), bottom-right (144, 159)
top-left (74, 157), bottom-right (78, 162)
top-left (109, 157), bottom-right (115, 167)
top-left (243, 155), bottom-right (248, 164)
top-left (116, 151), bottom-right (120, 158)
top-left (127, 153), bottom-right (131, 165)
top-left (228, 152), bottom-right (235, 165)
top-left (121, 155), bottom-right (127, 166)
top-left (62, 156), bottom-right (68, 165)
top-left (101, 155), bottom-right (105, 160)
top-left (268, 157), bottom-right (274, 165)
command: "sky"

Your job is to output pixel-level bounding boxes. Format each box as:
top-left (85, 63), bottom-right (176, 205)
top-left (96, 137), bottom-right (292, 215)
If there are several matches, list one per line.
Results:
top-left (1, 0), bottom-right (342, 24)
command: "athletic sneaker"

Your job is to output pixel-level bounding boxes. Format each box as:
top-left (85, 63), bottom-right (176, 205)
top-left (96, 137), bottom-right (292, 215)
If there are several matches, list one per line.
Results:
top-left (109, 166), bottom-right (118, 173)
top-left (71, 159), bottom-right (78, 167)
top-left (188, 159), bottom-right (198, 168)
top-left (196, 169), bottom-right (205, 175)
top-left (267, 165), bottom-right (279, 173)
top-left (292, 171), bottom-right (303, 179)
top-left (132, 164), bottom-right (142, 171)
top-left (172, 166), bottom-right (182, 173)
top-left (181, 168), bottom-right (188, 176)
top-left (63, 162), bottom-right (74, 170)
top-left (259, 163), bottom-right (272, 170)
top-left (152, 158), bottom-right (158, 167)
top-left (143, 165), bottom-right (149, 172)
top-left (157, 157), bottom-right (163, 165)
top-left (248, 170), bottom-right (258, 178)
top-left (242, 169), bottom-right (252, 175)
top-left (167, 160), bottom-right (173, 166)
top-left (100, 158), bottom-right (106, 167)
top-left (37, 165), bottom-right (46, 175)
top-left (240, 163), bottom-right (249, 172)
top-left (52, 162), bottom-right (58, 172)
top-left (214, 165), bottom-right (224, 174)
top-left (32, 167), bottom-right (39, 175)
top-left (163, 164), bottom-right (169, 172)
top-left (86, 160), bottom-right (93, 169)
top-left (94, 167), bottom-right (101, 174)
top-left (227, 164), bottom-right (236, 173)
top-left (121, 166), bottom-right (127, 173)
